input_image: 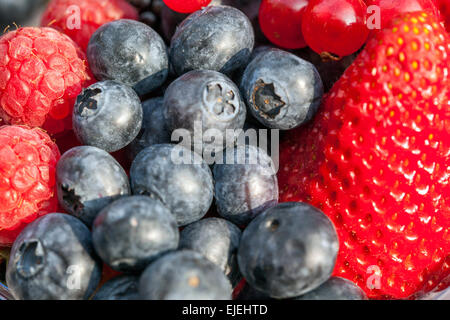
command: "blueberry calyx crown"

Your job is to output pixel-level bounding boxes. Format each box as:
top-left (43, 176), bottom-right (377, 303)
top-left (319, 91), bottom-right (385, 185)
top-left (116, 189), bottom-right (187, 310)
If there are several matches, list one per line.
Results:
top-left (203, 82), bottom-right (239, 121)
top-left (16, 239), bottom-right (46, 279)
top-left (252, 79), bottom-right (286, 119)
top-left (76, 88), bottom-right (102, 117)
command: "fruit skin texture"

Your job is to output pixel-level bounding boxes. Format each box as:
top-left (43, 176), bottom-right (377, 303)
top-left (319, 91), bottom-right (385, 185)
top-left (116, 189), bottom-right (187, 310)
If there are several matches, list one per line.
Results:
top-left (139, 250), bottom-right (232, 300)
top-left (302, 0), bottom-right (369, 57)
top-left (169, 5), bottom-right (255, 76)
top-left (179, 217), bottom-right (242, 286)
top-left (130, 144), bottom-right (214, 226)
top-left (259, 0), bottom-right (309, 49)
top-left (238, 202), bottom-right (339, 299)
top-left (279, 12), bottom-right (450, 299)
top-left (87, 19), bottom-right (168, 96)
top-left (6, 213), bottom-right (102, 300)
top-left (213, 144), bottom-right (279, 226)
top-left (164, 0), bottom-right (212, 13)
top-left (0, 27), bottom-right (92, 134)
top-left (0, 125), bottom-right (60, 246)
top-left (366, 0), bottom-right (440, 30)
top-left (41, 0), bottom-right (138, 52)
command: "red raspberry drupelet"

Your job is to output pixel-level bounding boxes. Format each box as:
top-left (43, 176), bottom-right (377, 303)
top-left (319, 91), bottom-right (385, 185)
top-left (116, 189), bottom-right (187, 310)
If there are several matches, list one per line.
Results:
top-left (0, 27), bottom-right (92, 135)
top-left (0, 125), bottom-right (61, 246)
top-left (41, 0), bottom-right (139, 52)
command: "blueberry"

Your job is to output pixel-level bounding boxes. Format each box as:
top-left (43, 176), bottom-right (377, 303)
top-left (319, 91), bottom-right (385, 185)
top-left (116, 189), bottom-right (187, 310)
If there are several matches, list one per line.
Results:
top-left (179, 218), bottom-right (241, 286)
top-left (213, 144), bottom-right (278, 225)
top-left (87, 19), bottom-right (168, 95)
top-left (126, 97), bottom-right (171, 160)
top-left (57, 146), bottom-right (131, 226)
top-left (240, 48), bottom-right (324, 130)
top-left (92, 196), bottom-right (179, 272)
top-left (295, 277), bottom-right (367, 300)
top-left (164, 70), bottom-right (246, 154)
top-left (0, 0), bottom-right (41, 30)
top-left (237, 202), bottom-right (339, 299)
top-left (130, 144), bottom-right (213, 226)
top-left (93, 275), bottom-right (140, 300)
top-left (6, 214), bottom-right (102, 300)
top-left (139, 250), bottom-right (232, 300)
top-left (169, 5), bottom-right (254, 76)
top-left (73, 81), bottom-right (143, 153)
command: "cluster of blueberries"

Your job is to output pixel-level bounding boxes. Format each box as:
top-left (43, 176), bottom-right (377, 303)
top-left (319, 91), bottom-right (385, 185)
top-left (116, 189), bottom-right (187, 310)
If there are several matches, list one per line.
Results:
top-left (5, 4), bottom-right (367, 300)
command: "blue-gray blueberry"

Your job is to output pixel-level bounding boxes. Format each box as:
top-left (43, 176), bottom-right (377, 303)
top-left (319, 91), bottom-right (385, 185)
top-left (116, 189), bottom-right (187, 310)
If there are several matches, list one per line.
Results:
top-left (87, 19), bottom-right (168, 95)
top-left (6, 214), bottom-right (102, 300)
top-left (169, 5), bottom-right (254, 76)
top-left (164, 70), bottom-right (246, 154)
top-left (179, 218), bottom-right (241, 286)
top-left (240, 48), bottom-right (323, 130)
top-left (130, 144), bottom-right (213, 226)
top-left (92, 196), bottom-right (179, 272)
top-left (139, 250), bottom-right (232, 300)
top-left (213, 144), bottom-right (278, 225)
top-left (237, 202), bottom-right (339, 299)
top-left (56, 146), bottom-right (131, 226)
top-left (73, 81), bottom-right (143, 153)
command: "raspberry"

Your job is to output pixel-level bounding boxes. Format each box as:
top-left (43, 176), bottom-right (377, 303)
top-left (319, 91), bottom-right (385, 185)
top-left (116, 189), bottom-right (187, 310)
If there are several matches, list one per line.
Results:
top-left (0, 125), bottom-right (61, 246)
top-left (41, 0), bottom-right (139, 52)
top-left (0, 27), bottom-right (92, 135)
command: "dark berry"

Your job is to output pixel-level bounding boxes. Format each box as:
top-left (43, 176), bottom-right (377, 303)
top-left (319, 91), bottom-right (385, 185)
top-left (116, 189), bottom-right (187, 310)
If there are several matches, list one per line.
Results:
top-left (295, 277), bottom-right (367, 300)
top-left (179, 218), bottom-right (242, 286)
top-left (169, 5), bottom-right (254, 76)
top-left (6, 214), bottom-right (102, 300)
top-left (302, 0), bottom-right (369, 58)
top-left (0, 0), bottom-right (42, 30)
top-left (92, 196), bottom-right (178, 272)
top-left (240, 48), bottom-right (323, 130)
top-left (164, 70), bottom-right (246, 153)
top-left (237, 202), bottom-right (339, 298)
top-left (87, 19), bottom-right (168, 95)
top-left (93, 275), bottom-right (140, 300)
top-left (259, 0), bottom-right (309, 49)
top-left (73, 81), bottom-right (143, 153)
top-left (213, 145), bottom-right (278, 225)
top-left (56, 146), bottom-right (131, 226)
top-left (139, 250), bottom-right (232, 299)
top-left (130, 144), bottom-right (214, 226)
top-left (127, 97), bottom-right (171, 160)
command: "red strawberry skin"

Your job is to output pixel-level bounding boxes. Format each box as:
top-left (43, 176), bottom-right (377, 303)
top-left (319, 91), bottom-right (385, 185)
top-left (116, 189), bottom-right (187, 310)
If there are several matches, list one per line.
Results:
top-left (0, 27), bottom-right (92, 135)
top-left (0, 125), bottom-right (61, 246)
top-left (41, 0), bottom-right (139, 52)
top-left (279, 12), bottom-right (450, 299)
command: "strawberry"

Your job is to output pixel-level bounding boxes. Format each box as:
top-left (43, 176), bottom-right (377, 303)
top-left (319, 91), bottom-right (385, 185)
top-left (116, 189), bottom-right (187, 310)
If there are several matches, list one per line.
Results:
top-left (278, 11), bottom-right (450, 299)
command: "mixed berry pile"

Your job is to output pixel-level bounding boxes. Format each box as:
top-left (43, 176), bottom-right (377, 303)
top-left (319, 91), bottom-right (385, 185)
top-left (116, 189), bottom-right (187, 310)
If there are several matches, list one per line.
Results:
top-left (0, 0), bottom-right (449, 300)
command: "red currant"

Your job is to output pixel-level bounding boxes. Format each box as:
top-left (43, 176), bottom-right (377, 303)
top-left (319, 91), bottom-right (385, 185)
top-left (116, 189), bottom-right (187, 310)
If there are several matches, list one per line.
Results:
top-left (366, 0), bottom-right (440, 29)
top-left (259, 0), bottom-right (309, 49)
top-left (302, 0), bottom-right (369, 58)
top-left (163, 0), bottom-right (212, 13)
